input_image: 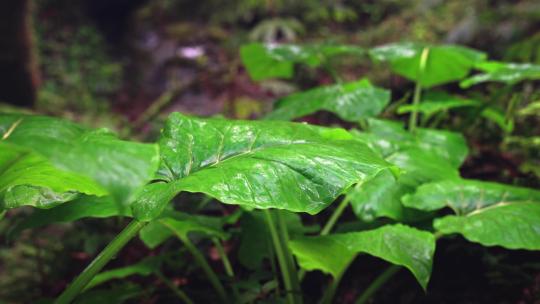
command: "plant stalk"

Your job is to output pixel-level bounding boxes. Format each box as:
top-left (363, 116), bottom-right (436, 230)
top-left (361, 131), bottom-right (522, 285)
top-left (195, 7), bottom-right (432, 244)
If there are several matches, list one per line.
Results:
top-left (355, 265), bottom-right (401, 304)
top-left (55, 220), bottom-right (147, 304)
top-left (408, 47), bottom-right (430, 133)
top-left (155, 271), bottom-right (195, 304)
top-left (298, 196), bottom-right (351, 281)
top-left (264, 210), bottom-right (297, 304)
top-left (179, 235), bottom-right (228, 303)
top-left (320, 196), bottom-right (350, 236)
top-left (320, 259), bottom-right (353, 304)
top-left (212, 237), bottom-right (240, 300)
top-left (276, 211), bottom-right (302, 304)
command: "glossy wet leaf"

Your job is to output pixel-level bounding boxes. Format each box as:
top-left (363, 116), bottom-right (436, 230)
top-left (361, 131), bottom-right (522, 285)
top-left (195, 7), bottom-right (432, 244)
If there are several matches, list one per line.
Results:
top-left (402, 179), bottom-right (540, 214)
top-left (434, 202), bottom-right (540, 250)
top-left (289, 224), bottom-right (435, 289)
top-left (0, 114), bottom-right (160, 207)
top-left (10, 196), bottom-right (131, 236)
top-left (265, 79), bottom-right (390, 122)
top-left (460, 61), bottom-right (540, 88)
top-left (139, 210), bottom-right (229, 249)
top-left (349, 148), bottom-right (459, 222)
top-left (240, 43), bottom-right (364, 80)
top-left (0, 143), bottom-right (107, 210)
top-left (86, 256), bottom-right (163, 290)
top-left (352, 118), bottom-right (468, 168)
top-left (369, 42), bottom-right (486, 88)
top-left (132, 113), bottom-right (393, 221)
top-left (397, 91), bottom-right (481, 119)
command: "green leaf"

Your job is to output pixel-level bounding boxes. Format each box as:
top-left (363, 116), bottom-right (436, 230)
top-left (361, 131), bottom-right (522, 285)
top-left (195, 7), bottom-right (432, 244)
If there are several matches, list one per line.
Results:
top-left (86, 256), bottom-right (162, 290)
top-left (132, 113), bottom-right (393, 221)
top-left (10, 196), bottom-right (131, 236)
top-left (139, 210), bottom-right (229, 249)
top-left (240, 43), bottom-right (364, 80)
top-left (402, 179), bottom-right (540, 214)
top-left (397, 91), bottom-right (481, 119)
top-left (460, 61), bottom-right (540, 88)
top-left (288, 224), bottom-right (436, 289)
top-left (0, 114), bottom-right (160, 207)
top-left (0, 142), bottom-right (107, 210)
top-left (434, 202), bottom-right (540, 250)
top-left (369, 42), bottom-right (486, 88)
top-left (265, 79), bottom-right (390, 122)
top-left (352, 119), bottom-right (468, 168)
top-left (349, 148), bottom-right (459, 222)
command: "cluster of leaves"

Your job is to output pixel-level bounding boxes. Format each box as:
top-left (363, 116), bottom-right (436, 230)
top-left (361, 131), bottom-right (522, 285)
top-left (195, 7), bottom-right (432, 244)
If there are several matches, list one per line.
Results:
top-left (2, 41), bottom-right (540, 303)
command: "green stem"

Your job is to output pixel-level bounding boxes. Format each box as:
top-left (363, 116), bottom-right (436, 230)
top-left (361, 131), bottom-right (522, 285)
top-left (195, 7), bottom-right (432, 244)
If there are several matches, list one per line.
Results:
top-left (212, 237), bottom-right (240, 300)
top-left (212, 238), bottom-right (234, 277)
top-left (276, 212), bottom-right (302, 304)
top-left (264, 210), bottom-right (296, 304)
top-left (179, 235), bottom-right (228, 303)
top-left (321, 196), bottom-right (350, 236)
top-left (408, 47), bottom-right (430, 133)
top-left (298, 196), bottom-right (351, 281)
top-left (320, 259), bottom-right (353, 304)
top-left (155, 271), bottom-right (194, 304)
top-left (355, 265), bottom-right (401, 304)
top-left (55, 220), bottom-right (147, 304)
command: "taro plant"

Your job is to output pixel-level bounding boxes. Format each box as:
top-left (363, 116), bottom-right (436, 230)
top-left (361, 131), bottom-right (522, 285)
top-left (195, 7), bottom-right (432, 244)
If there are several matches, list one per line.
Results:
top-left (2, 41), bottom-right (540, 304)
top-left (239, 41), bottom-right (540, 303)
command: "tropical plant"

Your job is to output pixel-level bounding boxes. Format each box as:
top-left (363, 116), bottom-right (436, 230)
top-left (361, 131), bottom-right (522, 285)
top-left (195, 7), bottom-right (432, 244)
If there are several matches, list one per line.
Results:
top-left (1, 40), bottom-right (540, 304)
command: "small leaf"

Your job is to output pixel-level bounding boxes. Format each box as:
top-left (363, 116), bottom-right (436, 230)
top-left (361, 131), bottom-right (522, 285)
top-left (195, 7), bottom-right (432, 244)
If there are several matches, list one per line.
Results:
top-left (460, 61), bottom-right (540, 88)
top-left (289, 224), bottom-right (436, 290)
top-left (434, 202), bottom-right (540, 250)
top-left (402, 179), bottom-right (540, 214)
top-left (86, 256), bottom-right (163, 290)
top-left (265, 79), bottom-right (390, 122)
top-left (139, 210), bottom-right (229, 249)
top-left (369, 42), bottom-right (486, 88)
top-left (240, 43), bottom-right (363, 80)
top-left (397, 91), bottom-right (481, 119)
top-left (132, 113), bottom-right (393, 221)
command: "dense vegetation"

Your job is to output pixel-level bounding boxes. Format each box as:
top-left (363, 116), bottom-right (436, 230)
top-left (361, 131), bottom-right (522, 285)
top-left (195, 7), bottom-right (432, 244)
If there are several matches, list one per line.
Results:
top-left (1, 1), bottom-right (540, 303)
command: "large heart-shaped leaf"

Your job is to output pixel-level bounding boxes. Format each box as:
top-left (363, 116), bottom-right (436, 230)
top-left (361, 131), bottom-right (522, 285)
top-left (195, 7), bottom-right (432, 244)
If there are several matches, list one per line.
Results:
top-left (402, 179), bottom-right (540, 214)
top-left (132, 113), bottom-right (393, 221)
top-left (288, 224), bottom-right (435, 289)
top-left (369, 42), bottom-right (486, 88)
top-left (0, 142), bottom-right (107, 210)
top-left (434, 202), bottom-right (540, 250)
top-left (460, 61), bottom-right (540, 88)
top-left (0, 114), bottom-right (160, 207)
top-left (265, 79), bottom-right (390, 122)
top-left (240, 43), bottom-right (364, 80)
